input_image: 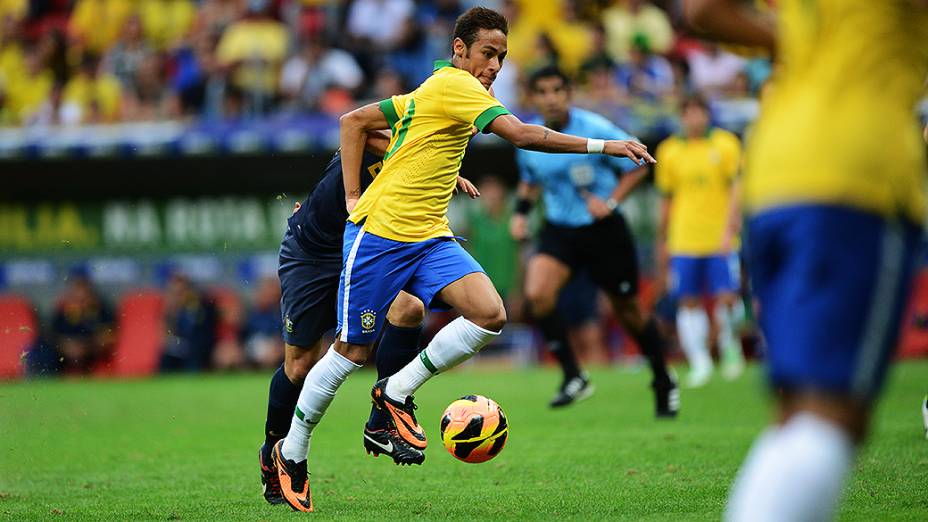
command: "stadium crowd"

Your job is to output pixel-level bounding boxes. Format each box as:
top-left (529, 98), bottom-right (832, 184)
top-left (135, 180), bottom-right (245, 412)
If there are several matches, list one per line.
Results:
top-left (0, 0), bottom-right (769, 139)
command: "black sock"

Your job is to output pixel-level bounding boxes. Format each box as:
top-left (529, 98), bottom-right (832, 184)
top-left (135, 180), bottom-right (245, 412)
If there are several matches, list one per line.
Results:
top-left (633, 318), bottom-right (671, 385)
top-left (263, 364), bottom-right (300, 459)
top-left (537, 312), bottom-right (581, 382)
top-left (367, 322), bottom-right (423, 428)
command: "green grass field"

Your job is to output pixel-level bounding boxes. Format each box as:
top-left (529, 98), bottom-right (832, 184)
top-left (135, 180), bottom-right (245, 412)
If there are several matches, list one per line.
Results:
top-left (2, 361), bottom-right (927, 521)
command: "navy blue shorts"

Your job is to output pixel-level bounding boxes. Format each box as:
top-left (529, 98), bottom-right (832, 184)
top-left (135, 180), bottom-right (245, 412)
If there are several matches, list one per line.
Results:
top-left (278, 229), bottom-right (341, 348)
top-left (556, 270), bottom-right (599, 327)
top-left (747, 205), bottom-right (922, 400)
top-left (669, 254), bottom-right (740, 299)
top-left (337, 221), bottom-right (484, 345)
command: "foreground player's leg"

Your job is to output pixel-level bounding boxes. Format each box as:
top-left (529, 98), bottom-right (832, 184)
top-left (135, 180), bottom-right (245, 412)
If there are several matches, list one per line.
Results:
top-left (714, 296), bottom-right (745, 380)
top-left (922, 394), bottom-right (928, 440)
top-left (259, 343), bottom-right (320, 505)
top-left (523, 255), bottom-right (592, 407)
top-left (376, 272), bottom-right (505, 447)
top-left (364, 293), bottom-right (426, 463)
top-left (274, 344), bottom-right (364, 511)
top-left (676, 301), bottom-right (713, 388)
top-left (612, 297), bottom-right (679, 418)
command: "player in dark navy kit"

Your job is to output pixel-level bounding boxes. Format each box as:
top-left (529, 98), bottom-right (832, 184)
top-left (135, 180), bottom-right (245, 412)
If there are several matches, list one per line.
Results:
top-left (258, 130), bottom-right (478, 504)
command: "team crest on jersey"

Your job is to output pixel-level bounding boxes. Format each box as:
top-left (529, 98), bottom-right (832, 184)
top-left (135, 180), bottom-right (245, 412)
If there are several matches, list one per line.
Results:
top-left (360, 309), bottom-right (376, 333)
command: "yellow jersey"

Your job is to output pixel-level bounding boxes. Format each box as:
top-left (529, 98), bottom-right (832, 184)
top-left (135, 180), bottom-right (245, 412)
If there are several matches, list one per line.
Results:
top-left (655, 129), bottom-right (742, 256)
top-left (349, 60), bottom-right (510, 242)
top-left (745, 0), bottom-right (928, 224)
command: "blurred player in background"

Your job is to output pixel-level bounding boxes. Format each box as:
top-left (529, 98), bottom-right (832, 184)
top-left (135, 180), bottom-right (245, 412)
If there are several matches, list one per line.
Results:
top-left (272, 7), bottom-right (655, 511)
top-left (655, 94), bottom-right (744, 388)
top-left (258, 128), bottom-right (480, 505)
top-left (684, 1), bottom-right (928, 520)
top-left (512, 65), bottom-right (678, 414)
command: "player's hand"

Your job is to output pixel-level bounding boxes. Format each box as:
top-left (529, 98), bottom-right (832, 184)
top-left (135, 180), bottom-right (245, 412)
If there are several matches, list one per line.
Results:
top-left (510, 214), bottom-right (529, 241)
top-left (604, 140), bottom-right (655, 165)
top-left (292, 201), bottom-right (301, 215)
top-left (586, 196), bottom-right (613, 219)
top-left (456, 176), bottom-right (480, 198)
top-left (346, 197), bottom-right (359, 213)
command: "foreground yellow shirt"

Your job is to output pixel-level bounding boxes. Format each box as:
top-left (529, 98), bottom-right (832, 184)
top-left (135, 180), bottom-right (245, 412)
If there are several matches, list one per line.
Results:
top-left (349, 61), bottom-right (510, 242)
top-left (745, 0), bottom-right (928, 224)
top-left (656, 129), bottom-right (741, 256)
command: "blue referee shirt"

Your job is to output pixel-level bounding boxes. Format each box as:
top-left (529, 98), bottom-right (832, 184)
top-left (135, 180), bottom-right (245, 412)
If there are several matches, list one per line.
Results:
top-left (516, 107), bottom-right (641, 227)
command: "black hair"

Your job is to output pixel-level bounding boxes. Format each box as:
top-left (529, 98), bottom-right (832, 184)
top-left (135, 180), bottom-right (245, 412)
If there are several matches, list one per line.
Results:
top-left (528, 65), bottom-right (570, 92)
top-left (452, 7), bottom-right (509, 50)
top-left (681, 93), bottom-right (710, 113)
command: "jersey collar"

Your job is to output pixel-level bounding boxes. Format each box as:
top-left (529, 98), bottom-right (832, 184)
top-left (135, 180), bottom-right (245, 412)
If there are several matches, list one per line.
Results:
top-left (433, 59), bottom-right (453, 71)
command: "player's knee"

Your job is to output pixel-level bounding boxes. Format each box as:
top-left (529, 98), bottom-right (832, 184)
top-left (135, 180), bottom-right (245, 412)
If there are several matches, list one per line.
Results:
top-left (472, 302), bottom-right (507, 333)
top-left (387, 294), bottom-right (425, 328)
top-left (524, 287), bottom-right (556, 317)
top-left (284, 351), bottom-right (314, 384)
top-left (333, 339), bottom-right (370, 366)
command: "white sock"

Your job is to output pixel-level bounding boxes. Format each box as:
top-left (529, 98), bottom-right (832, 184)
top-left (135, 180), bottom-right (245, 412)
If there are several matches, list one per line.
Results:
top-left (714, 302), bottom-right (741, 359)
top-left (385, 317), bottom-right (499, 401)
top-left (726, 413), bottom-right (855, 522)
top-left (280, 346), bottom-right (361, 462)
top-left (676, 307), bottom-right (712, 370)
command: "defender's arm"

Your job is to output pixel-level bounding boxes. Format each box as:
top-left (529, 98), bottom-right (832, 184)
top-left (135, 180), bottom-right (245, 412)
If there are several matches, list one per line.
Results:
top-left (339, 103), bottom-right (391, 211)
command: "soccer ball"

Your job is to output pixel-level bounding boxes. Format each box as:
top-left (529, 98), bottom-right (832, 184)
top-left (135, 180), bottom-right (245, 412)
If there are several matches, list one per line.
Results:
top-left (439, 395), bottom-right (509, 463)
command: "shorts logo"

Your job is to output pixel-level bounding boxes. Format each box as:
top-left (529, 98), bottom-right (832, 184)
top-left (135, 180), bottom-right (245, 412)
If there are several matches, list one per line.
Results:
top-left (360, 309), bottom-right (376, 333)
top-left (285, 315), bottom-right (294, 334)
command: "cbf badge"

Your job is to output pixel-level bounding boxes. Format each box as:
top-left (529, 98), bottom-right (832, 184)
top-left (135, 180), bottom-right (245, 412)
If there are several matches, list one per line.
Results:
top-left (360, 309), bottom-right (376, 333)
top-left (285, 315), bottom-right (294, 333)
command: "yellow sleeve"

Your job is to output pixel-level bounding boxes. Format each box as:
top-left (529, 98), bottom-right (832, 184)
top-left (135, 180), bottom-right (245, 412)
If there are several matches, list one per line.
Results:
top-left (654, 139), bottom-right (675, 194)
top-left (216, 26), bottom-right (244, 65)
top-left (441, 75), bottom-right (510, 132)
top-left (378, 94), bottom-right (409, 130)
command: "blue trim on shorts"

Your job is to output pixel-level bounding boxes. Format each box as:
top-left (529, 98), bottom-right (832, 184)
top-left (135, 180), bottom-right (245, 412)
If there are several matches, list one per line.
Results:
top-left (669, 254), bottom-right (739, 299)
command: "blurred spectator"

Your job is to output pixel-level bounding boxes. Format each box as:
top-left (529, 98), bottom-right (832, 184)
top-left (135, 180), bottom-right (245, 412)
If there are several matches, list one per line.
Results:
top-left (50, 268), bottom-right (116, 374)
top-left (386, 13), bottom-right (436, 88)
top-left (0, 0), bottom-right (26, 21)
top-left (122, 54), bottom-right (180, 121)
top-left (242, 276), bottom-right (284, 369)
top-left (60, 53), bottom-right (122, 124)
top-left (545, 0), bottom-right (592, 75)
top-left (105, 14), bottom-right (153, 91)
top-left (460, 175), bottom-right (520, 306)
top-left (615, 34), bottom-right (673, 101)
top-left (195, 0), bottom-right (245, 36)
top-left (215, 0), bottom-right (289, 117)
top-left (212, 287), bottom-right (246, 371)
top-left (160, 273), bottom-right (218, 372)
top-left (0, 13), bottom-right (25, 99)
top-left (576, 57), bottom-right (629, 125)
top-left (686, 43), bottom-right (746, 97)
top-left (279, 33), bottom-right (363, 111)
top-left (138, 0), bottom-right (196, 51)
top-left (370, 67), bottom-right (407, 102)
top-left (59, 53), bottom-right (121, 124)
top-left (346, 0), bottom-right (414, 51)
top-left (601, 0), bottom-right (673, 63)
top-left (169, 28), bottom-right (222, 116)
top-left (4, 45), bottom-right (53, 125)
top-left (36, 28), bottom-right (70, 86)
top-left (68, 0), bottom-right (132, 54)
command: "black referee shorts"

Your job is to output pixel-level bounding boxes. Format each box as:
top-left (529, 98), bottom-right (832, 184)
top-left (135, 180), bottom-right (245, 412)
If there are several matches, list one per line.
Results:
top-left (537, 213), bottom-right (640, 298)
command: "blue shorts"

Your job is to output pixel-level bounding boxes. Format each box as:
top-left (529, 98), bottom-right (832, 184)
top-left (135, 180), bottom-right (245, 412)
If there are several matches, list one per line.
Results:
top-left (747, 205), bottom-right (922, 400)
top-left (337, 221), bottom-right (484, 345)
top-left (278, 229), bottom-right (341, 348)
top-left (556, 270), bottom-right (599, 327)
top-left (669, 254), bottom-right (740, 299)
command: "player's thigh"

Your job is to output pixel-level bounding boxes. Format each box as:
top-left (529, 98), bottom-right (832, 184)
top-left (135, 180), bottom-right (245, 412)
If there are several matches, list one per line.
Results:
top-left (337, 223), bottom-right (420, 346)
top-left (586, 214), bottom-right (640, 299)
top-left (386, 291), bottom-right (426, 328)
top-left (524, 254), bottom-right (571, 313)
top-left (437, 272), bottom-right (507, 330)
top-left (747, 205), bottom-right (922, 401)
top-left (278, 238), bottom-right (341, 354)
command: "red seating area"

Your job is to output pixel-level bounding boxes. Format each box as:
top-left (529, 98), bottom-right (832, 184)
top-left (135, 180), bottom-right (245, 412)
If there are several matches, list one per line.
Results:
top-left (0, 295), bottom-right (36, 378)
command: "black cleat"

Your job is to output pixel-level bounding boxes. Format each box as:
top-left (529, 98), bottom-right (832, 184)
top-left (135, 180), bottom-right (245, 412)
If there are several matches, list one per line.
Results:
top-left (363, 426), bottom-right (426, 465)
top-left (653, 374), bottom-right (680, 418)
top-left (549, 374), bottom-right (595, 408)
top-left (259, 444), bottom-right (285, 505)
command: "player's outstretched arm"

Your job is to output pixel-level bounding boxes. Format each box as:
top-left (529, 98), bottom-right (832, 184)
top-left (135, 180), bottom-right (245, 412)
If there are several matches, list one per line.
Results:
top-left (340, 103), bottom-right (391, 211)
top-left (487, 114), bottom-right (655, 165)
top-left (682, 0), bottom-right (776, 54)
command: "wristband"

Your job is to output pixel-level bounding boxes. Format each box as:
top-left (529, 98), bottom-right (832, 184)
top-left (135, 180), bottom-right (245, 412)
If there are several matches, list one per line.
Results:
top-left (586, 138), bottom-right (605, 154)
top-left (605, 197), bottom-right (619, 212)
top-left (515, 198), bottom-right (534, 215)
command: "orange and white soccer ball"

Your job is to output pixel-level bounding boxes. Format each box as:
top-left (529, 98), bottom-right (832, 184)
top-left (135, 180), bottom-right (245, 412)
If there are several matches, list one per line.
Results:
top-left (439, 395), bottom-right (509, 463)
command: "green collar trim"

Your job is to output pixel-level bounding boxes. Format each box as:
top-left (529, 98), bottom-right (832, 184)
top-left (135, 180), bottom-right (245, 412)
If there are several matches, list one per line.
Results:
top-left (433, 59), bottom-right (453, 71)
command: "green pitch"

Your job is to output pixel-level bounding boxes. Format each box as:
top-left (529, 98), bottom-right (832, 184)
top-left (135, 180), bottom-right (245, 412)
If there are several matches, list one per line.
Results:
top-left (2, 362), bottom-right (927, 520)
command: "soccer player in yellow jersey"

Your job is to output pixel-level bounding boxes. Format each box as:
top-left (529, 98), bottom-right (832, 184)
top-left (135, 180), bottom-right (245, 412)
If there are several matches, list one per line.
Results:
top-left (655, 94), bottom-right (745, 388)
top-left (685, 1), bottom-right (928, 520)
top-left (271, 7), bottom-right (655, 511)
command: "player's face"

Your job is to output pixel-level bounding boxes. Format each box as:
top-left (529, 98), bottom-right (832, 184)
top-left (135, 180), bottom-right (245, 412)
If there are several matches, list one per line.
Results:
top-left (681, 103), bottom-right (709, 136)
top-left (453, 29), bottom-right (508, 90)
top-left (531, 76), bottom-right (570, 124)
